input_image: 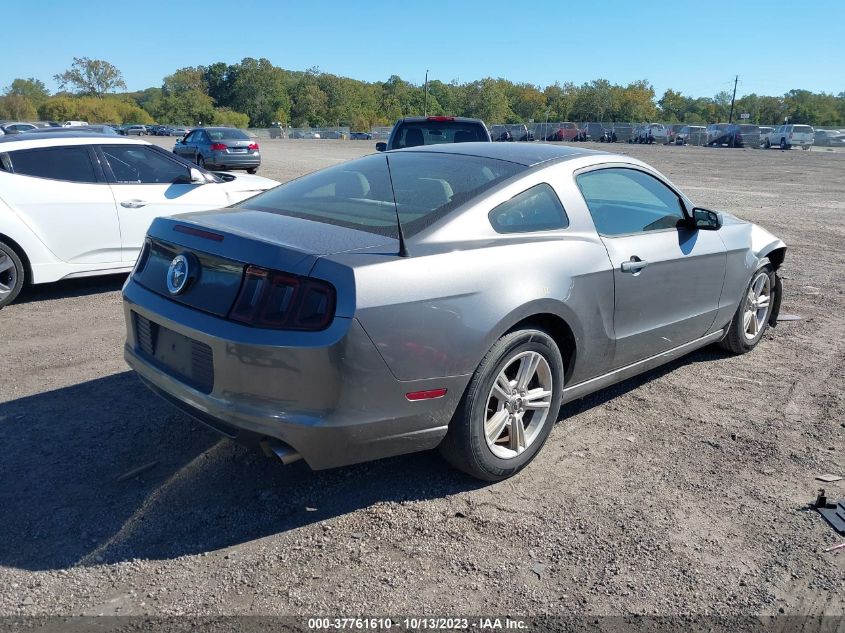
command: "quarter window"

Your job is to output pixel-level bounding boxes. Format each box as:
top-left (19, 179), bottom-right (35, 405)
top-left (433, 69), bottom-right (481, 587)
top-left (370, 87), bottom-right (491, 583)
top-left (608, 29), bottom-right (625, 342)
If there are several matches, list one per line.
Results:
top-left (101, 145), bottom-right (189, 184)
top-left (576, 167), bottom-right (685, 236)
top-left (489, 183), bottom-right (569, 233)
top-left (7, 147), bottom-right (98, 183)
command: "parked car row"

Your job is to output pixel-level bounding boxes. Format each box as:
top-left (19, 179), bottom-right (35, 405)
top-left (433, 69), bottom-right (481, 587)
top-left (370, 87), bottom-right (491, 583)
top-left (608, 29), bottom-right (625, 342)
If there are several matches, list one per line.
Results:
top-left (814, 128), bottom-right (845, 146)
top-left (116, 124), bottom-right (191, 137)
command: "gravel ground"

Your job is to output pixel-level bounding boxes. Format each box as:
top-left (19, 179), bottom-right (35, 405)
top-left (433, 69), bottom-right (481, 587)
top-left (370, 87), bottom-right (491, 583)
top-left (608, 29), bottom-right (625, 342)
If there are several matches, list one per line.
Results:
top-left (0, 139), bottom-right (843, 619)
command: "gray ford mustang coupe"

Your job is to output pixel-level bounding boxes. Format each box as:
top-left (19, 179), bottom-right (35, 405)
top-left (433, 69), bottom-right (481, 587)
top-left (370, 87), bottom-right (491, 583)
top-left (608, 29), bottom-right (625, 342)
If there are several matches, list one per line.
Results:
top-left (123, 143), bottom-right (785, 481)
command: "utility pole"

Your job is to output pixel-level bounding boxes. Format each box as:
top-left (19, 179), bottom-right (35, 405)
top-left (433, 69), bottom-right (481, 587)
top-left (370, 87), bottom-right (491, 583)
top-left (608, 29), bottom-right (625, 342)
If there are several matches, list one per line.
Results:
top-left (728, 75), bottom-right (738, 123)
top-left (424, 69), bottom-right (429, 116)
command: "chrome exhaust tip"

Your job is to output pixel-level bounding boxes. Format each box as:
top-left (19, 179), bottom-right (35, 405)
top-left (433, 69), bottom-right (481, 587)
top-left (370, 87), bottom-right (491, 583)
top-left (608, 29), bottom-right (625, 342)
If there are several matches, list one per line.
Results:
top-left (261, 439), bottom-right (303, 465)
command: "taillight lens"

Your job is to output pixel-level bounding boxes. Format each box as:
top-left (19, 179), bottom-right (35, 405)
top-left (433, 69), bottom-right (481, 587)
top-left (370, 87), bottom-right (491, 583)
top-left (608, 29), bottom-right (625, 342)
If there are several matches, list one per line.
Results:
top-left (229, 265), bottom-right (336, 331)
top-left (248, 142), bottom-right (259, 150)
top-left (210, 143), bottom-right (227, 151)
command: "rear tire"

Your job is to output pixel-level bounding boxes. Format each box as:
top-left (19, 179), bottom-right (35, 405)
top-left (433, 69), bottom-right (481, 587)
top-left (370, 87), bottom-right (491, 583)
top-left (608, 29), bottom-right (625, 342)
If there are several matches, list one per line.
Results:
top-left (439, 329), bottom-right (564, 481)
top-left (0, 242), bottom-right (25, 309)
top-left (765, 139), bottom-right (771, 148)
top-left (780, 138), bottom-right (788, 150)
top-left (247, 167), bottom-right (258, 174)
top-left (196, 155), bottom-right (205, 168)
top-left (719, 264), bottom-right (776, 354)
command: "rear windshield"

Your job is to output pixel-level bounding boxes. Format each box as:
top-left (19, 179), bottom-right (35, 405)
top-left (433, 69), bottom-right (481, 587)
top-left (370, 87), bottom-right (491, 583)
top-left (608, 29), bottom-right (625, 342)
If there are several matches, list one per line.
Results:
top-left (793, 125), bottom-right (813, 133)
top-left (207, 128), bottom-right (250, 140)
top-left (237, 152), bottom-right (525, 237)
top-left (392, 121), bottom-right (487, 148)
top-left (739, 125), bottom-right (760, 132)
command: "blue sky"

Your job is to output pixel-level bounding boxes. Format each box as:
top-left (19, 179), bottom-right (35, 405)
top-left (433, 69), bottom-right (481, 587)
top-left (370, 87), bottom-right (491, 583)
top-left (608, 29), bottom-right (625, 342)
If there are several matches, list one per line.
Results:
top-left (4, 0), bottom-right (842, 99)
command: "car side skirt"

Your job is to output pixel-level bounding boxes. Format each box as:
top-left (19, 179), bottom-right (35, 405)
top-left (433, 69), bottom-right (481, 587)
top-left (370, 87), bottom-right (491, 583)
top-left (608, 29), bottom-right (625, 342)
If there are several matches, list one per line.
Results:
top-left (561, 329), bottom-right (726, 404)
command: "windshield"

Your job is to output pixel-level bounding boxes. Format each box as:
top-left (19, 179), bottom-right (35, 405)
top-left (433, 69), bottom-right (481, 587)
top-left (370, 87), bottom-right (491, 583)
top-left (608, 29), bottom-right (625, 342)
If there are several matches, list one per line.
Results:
top-left (237, 152), bottom-right (526, 237)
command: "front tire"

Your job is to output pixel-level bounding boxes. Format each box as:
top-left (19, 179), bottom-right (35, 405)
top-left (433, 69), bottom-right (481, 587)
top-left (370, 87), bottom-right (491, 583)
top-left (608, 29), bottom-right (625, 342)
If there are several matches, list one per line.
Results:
top-left (719, 264), bottom-right (776, 354)
top-left (0, 242), bottom-right (25, 309)
top-left (439, 329), bottom-right (564, 481)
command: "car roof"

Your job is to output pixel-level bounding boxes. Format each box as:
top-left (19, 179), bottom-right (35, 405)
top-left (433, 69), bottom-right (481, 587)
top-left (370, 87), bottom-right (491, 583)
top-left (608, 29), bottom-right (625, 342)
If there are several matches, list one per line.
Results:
top-left (390, 141), bottom-right (605, 166)
top-left (0, 133), bottom-right (150, 148)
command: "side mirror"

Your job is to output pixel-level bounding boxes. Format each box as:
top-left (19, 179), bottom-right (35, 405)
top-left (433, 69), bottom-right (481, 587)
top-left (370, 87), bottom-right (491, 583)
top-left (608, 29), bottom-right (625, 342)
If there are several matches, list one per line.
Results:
top-left (691, 207), bottom-right (722, 230)
top-left (189, 167), bottom-right (206, 184)
top-left (375, 142), bottom-right (387, 152)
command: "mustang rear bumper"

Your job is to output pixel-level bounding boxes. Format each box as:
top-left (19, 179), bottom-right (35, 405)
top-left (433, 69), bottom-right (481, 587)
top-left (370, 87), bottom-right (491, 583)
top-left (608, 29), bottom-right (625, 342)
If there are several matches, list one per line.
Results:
top-left (123, 280), bottom-right (465, 469)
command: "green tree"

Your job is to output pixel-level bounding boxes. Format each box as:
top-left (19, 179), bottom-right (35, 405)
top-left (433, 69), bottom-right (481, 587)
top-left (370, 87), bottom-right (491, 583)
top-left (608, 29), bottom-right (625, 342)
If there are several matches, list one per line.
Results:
top-left (6, 78), bottom-right (49, 107)
top-left (226, 58), bottom-right (291, 127)
top-left (461, 78), bottom-right (512, 123)
top-left (0, 94), bottom-right (38, 120)
top-left (658, 89), bottom-right (686, 122)
top-left (213, 108), bottom-right (250, 128)
top-left (54, 57), bottom-right (126, 96)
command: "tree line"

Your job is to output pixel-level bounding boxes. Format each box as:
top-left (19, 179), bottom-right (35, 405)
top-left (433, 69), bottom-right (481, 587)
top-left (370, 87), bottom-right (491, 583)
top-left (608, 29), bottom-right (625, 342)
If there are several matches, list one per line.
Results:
top-left (2, 57), bottom-right (844, 129)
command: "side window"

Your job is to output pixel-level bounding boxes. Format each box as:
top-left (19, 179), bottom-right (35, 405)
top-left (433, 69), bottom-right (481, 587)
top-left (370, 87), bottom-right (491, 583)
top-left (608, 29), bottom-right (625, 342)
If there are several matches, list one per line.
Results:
top-left (8, 147), bottom-right (98, 183)
top-left (489, 183), bottom-right (569, 233)
top-left (183, 131), bottom-right (197, 143)
top-left (576, 168), bottom-right (685, 236)
top-left (102, 145), bottom-right (189, 184)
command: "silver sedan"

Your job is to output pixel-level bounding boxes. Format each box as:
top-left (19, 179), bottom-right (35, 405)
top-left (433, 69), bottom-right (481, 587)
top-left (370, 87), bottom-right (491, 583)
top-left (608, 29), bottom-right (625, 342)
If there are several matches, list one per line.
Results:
top-left (122, 143), bottom-right (785, 481)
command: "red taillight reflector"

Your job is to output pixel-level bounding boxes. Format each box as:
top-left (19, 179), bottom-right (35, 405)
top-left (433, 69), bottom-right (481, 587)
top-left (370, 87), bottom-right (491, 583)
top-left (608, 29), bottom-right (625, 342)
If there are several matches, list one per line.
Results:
top-left (173, 225), bottom-right (224, 242)
top-left (427, 116), bottom-right (455, 122)
top-left (248, 142), bottom-right (259, 150)
top-left (228, 265), bottom-right (336, 331)
top-left (406, 388), bottom-right (448, 401)
top-left (210, 143), bottom-right (227, 150)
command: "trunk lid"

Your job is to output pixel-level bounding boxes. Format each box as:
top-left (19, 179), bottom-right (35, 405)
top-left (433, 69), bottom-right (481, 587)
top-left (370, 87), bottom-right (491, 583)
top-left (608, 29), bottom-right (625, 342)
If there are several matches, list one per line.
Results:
top-left (134, 211), bottom-right (393, 317)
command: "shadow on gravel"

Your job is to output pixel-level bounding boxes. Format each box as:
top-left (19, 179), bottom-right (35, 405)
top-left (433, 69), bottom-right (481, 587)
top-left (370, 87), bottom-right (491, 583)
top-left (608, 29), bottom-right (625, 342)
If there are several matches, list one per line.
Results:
top-left (559, 346), bottom-right (726, 417)
top-left (13, 273), bottom-right (128, 305)
top-left (0, 346), bottom-right (727, 572)
top-left (0, 371), bottom-right (481, 572)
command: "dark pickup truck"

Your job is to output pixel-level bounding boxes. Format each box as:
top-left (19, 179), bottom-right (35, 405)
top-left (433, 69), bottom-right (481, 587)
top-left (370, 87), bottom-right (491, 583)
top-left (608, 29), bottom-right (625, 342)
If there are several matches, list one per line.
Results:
top-left (376, 116), bottom-right (491, 151)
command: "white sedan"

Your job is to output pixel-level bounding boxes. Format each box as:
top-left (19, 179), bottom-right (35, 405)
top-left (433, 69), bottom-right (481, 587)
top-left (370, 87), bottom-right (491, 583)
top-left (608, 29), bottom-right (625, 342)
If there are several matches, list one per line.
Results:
top-left (0, 133), bottom-right (279, 308)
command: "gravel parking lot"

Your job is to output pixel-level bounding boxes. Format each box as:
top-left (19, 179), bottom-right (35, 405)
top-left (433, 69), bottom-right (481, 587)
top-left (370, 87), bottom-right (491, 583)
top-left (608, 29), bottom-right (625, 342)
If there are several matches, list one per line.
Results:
top-left (1, 139), bottom-right (843, 619)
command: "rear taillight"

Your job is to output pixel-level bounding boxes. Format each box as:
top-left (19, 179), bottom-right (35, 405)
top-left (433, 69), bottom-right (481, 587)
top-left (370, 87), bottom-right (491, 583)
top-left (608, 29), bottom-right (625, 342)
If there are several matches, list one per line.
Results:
top-left (248, 142), bottom-right (259, 150)
top-left (228, 265), bottom-right (336, 331)
top-left (210, 143), bottom-right (227, 150)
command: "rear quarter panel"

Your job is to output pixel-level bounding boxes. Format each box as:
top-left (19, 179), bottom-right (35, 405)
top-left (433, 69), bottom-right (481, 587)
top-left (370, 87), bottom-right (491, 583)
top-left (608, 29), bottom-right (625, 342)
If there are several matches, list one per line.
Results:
top-left (329, 158), bottom-right (617, 384)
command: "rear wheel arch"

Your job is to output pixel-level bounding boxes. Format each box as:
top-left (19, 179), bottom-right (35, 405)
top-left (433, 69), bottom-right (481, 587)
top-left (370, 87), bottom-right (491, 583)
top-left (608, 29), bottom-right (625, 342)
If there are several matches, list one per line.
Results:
top-left (503, 313), bottom-right (577, 385)
top-left (0, 233), bottom-right (32, 283)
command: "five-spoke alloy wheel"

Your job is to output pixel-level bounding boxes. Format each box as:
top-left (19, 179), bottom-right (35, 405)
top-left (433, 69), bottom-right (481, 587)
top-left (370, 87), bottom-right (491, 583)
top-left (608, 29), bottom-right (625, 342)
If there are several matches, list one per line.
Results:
top-left (720, 264), bottom-right (776, 354)
top-left (440, 328), bottom-right (564, 481)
